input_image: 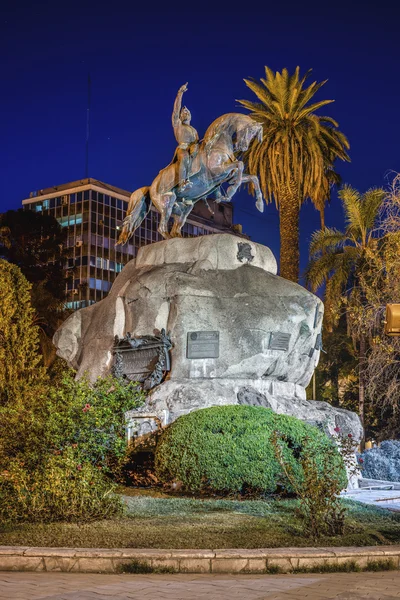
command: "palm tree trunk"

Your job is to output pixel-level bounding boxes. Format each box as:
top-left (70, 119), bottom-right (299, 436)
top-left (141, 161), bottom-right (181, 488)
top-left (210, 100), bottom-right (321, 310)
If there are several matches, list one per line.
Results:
top-left (279, 187), bottom-right (300, 282)
top-left (359, 333), bottom-right (366, 449)
top-left (319, 207), bottom-right (325, 231)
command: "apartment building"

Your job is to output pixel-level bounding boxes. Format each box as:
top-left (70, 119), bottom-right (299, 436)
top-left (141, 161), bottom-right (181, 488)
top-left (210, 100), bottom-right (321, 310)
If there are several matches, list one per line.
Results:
top-left (22, 178), bottom-right (238, 310)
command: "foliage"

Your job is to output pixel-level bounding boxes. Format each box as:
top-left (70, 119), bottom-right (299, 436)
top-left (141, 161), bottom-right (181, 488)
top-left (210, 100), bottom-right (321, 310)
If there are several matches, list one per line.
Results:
top-left (46, 374), bottom-right (146, 475)
top-left (308, 315), bottom-right (358, 408)
top-left (0, 209), bottom-right (67, 298)
top-left (0, 450), bottom-right (123, 524)
top-left (0, 372), bottom-right (144, 522)
top-left (271, 432), bottom-right (347, 538)
top-left (0, 359), bottom-right (145, 521)
top-left (305, 185), bottom-right (386, 435)
top-left (1, 371), bottom-right (146, 474)
top-left (0, 259), bottom-right (47, 406)
top-left (0, 209), bottom-right (71, 366)
top-left (305, 184), bottom-right (385, 321)
top-left (0, 261), bottom-right (145, 522)
top-left (359, 441), bottom-right (400, 482)
top-left (154, 405), bottom-right (346, 495)
top-left (358, 179), bottom-right (400, 438)
top-left (238, 66), bottom-right (350, 281)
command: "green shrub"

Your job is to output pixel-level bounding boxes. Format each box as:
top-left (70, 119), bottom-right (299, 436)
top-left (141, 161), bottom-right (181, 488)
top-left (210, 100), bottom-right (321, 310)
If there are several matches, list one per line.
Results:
top-left (47, 374), bottom-right (146, 476)
top-left (0, 372), bottom-right (145, 523)
top-left (0, 449), bottom-right (124, 524)
top-left (272, 432), bottom-right (347, 537)
top-left (1, 373), bottom-right (145, 476)
top-left (155, 406), bottom-right (347, 495)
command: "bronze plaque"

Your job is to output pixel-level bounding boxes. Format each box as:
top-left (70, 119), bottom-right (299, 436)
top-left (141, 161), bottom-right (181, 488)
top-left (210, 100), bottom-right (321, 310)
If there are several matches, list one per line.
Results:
top-left (119, 347), bottom-right (159, 382)
top-left (112, 329), bottom-right (172, 389)
top-left (269, 332), bottom-right (291, 351)
top-left (187, 331), bottom-right (219, 359)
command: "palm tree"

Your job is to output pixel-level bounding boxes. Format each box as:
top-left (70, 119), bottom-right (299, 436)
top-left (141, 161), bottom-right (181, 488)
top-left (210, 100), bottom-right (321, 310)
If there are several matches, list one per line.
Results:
top-left (238, 66), bottom-right (350, 282)
top-left (305, 185), bottom-right (386, 436)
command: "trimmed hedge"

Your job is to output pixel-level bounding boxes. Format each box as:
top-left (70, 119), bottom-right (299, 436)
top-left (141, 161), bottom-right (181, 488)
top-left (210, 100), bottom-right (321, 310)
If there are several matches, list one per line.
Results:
top-left (155, 405), bottom-right (347, 494)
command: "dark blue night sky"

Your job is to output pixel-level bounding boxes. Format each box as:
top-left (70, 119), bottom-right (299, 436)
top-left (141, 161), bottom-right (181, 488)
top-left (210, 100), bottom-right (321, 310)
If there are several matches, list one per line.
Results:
top-left (2, 0), bottom-right (399, 276)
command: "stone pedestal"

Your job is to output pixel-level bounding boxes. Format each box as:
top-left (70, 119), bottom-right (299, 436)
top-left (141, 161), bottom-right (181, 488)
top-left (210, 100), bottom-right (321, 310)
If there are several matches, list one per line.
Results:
top-left (54, 233), bottom-right (362, 448)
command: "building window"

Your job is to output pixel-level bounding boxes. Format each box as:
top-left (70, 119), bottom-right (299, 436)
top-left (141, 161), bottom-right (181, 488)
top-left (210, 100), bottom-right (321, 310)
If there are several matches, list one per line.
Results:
top-left (57, 213), bottom-right (83, 228)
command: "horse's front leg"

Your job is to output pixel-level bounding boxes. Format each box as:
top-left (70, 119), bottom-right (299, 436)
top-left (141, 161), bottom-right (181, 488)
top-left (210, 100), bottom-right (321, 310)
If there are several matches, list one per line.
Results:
top-left (226, 160), bottom-right (244, 200)
top-left (241, 174), bottom-right (264, 212)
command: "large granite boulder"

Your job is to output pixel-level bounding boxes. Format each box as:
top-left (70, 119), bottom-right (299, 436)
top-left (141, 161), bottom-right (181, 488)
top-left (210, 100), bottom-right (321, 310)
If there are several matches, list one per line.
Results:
top-left (54, 234), bottom-right (362, 448)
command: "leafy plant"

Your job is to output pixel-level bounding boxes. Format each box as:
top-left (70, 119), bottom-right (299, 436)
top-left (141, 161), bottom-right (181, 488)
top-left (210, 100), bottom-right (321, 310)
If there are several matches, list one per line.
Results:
top-left (0, 450), bottom-right (124, 524)
top-left (271, 432), bottom-right (347, 538)
top-left (305, 185), bottom-right (386, 434)
top-left (47, 374), bottom-right (146, 476)
top-left (155, 405), bottom-right (346, 495)
top-left (0, 259), bottom-right (47, 406)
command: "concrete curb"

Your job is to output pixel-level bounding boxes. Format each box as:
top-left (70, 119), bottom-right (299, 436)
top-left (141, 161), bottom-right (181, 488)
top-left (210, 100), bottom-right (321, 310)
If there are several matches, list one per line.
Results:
top-left (0, 545), bottom-right (400, 574)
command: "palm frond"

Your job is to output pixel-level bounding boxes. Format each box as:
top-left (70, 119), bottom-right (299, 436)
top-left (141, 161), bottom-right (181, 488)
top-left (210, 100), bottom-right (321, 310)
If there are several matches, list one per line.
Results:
top-left (309, 227), bottom-right (348, 256)
top-left (339, 185), bottom-right (363, 234)
top-left (361, 188), bottom-right (386, 232)
top-left (305, 250), bottom-right (346, 291)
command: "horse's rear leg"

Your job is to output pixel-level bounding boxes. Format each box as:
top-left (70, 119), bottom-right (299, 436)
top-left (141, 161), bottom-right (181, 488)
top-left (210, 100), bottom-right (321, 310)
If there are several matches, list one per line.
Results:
top-left (158, 192), bottom-right (176, 239)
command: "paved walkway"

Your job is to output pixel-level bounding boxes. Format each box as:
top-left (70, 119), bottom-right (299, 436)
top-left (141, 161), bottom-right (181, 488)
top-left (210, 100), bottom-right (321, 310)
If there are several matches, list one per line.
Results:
top-left (1, 571), bottom-right (400, 599)
top-left (342, 489), bottom-right (400, 512)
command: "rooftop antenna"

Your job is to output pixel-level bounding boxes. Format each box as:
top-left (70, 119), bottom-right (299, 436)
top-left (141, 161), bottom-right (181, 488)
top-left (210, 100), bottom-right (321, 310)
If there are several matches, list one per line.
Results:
top-left (85, 73), bottom-right (91, 178)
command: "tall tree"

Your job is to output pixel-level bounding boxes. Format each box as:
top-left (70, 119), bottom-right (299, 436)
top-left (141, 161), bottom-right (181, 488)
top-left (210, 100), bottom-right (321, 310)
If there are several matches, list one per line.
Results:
top-left (0, 209), bottom-right (69, 366)
top-left (238, 66), bottom-right (350, 282)
top-left (305, 185), bottom-right (385, 437)
top-left (0, 209), bottom-right (67, 300)
top-left (0, 260), bottom-right (47, 405)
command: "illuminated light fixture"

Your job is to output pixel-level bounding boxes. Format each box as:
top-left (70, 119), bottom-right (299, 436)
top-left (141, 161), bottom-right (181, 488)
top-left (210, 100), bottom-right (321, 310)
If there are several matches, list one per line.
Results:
top-left (384, 304), bottom-right (400, 336)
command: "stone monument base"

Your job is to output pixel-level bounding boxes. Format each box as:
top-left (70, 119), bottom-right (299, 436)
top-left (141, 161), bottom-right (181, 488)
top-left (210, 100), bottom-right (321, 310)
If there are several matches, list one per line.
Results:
top-left (54, 233), bottom-right (363, 488)
top-left (125, 377), bottom-right (363, 444)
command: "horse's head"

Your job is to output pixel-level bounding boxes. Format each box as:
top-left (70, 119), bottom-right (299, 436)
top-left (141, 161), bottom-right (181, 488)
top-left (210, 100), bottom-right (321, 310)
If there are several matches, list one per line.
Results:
top-left (235, 117), bottom-right (263, 152)
top-left (204, 113), bottom-right (263, 154)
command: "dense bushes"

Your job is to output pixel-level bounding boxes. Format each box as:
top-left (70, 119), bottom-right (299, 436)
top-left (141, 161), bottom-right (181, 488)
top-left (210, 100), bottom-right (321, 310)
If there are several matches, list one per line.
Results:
top-left (0, 367), bottom-right (145, 523)
top-left (155, 405), bottom-right (347, 495)
top-left (46, 374), bottom-right (146, 475)
top-left (0, 259), bottom-right (46, 406)
top-left (0, 449), bottom-right (123, 524)
top-left (0, 373), bottom-right (145, 523)
top-left (359, 440), bottom-right (400, 482)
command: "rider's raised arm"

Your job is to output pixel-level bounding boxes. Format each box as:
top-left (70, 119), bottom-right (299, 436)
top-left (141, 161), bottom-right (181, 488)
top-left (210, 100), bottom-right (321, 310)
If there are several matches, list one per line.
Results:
top-left (172, 83), bottom-right (188, 128)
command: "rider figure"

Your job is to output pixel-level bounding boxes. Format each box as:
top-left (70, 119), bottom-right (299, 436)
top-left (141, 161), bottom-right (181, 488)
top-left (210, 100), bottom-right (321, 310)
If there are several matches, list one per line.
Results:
top-left (172, 83), bottom-right (199, 198)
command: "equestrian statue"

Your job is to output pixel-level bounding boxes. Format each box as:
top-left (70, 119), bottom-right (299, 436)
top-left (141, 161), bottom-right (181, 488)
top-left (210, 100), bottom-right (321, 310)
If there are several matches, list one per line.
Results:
top-left (118, 83), bottom-right (264, 242)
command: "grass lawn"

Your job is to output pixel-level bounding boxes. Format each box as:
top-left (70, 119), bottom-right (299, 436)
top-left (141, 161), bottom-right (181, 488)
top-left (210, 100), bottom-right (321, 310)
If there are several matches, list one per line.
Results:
top-left (1, 488), bottom-right (400, 549)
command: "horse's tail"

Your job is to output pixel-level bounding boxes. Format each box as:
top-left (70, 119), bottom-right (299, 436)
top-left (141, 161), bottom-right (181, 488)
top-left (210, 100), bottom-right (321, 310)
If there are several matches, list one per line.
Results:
top-left (117, 186), bottom-right (151, 245)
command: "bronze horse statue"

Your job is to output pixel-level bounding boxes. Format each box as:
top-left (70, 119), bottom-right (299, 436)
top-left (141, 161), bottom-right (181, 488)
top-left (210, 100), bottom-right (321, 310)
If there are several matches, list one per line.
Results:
top-left (118, 113), bottom-right (264, 242)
